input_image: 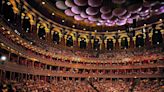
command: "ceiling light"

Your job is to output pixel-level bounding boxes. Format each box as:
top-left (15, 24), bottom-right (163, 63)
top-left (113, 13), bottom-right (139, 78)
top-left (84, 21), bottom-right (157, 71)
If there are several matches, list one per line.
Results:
top-left (7, 19), bottom-right (10, 21)
top-left (62, 20), bottom-right (65, 23)
top-left (52, 13), bottom-right (55, 15)
top-left (72, 25), bottom-right (75, 28)
top-left (42, 1), bottom-right (45, 5)
top-left (97, 23), bottom-right (101, 26)
top-left (157, 42), bottom-right (159, 44)
top-left (159, 19), bottom-right (162, 22)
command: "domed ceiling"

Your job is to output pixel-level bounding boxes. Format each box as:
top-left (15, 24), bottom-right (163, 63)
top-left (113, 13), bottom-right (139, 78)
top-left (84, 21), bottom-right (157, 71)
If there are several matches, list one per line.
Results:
top-left (26, 0), bottom-right (164, 32)
top-left (54, 0), bottom-right (164, 26)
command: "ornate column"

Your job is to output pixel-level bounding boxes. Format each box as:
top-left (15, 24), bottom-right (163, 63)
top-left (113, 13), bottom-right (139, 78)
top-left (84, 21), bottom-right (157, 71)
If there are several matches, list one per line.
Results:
top-left (130, 37), bottom-right (135, 48)
top-left (145, 31), bottom-right (151, 47)
top-left (113, 33), bottom-right (120, 50)
top-left (128, 32), bottom-right (135, 48)
top-left (162, 30), bottom-right (164, 44)
top-left (87, 34), bottom-right (92, 49)
top-left (45, 24), bottom-right (52, 43)
top-left (61, 29), bottom-right (67, 46)
top-left (100, 34), bottom-right (106, 50)
top-left (74, 32), bottom-right (80, 48)
top-left (32, 16), bottom-right (39, 38)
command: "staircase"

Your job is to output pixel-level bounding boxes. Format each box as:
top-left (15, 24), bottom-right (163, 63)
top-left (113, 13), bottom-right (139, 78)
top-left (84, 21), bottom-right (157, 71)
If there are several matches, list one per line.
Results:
top-left (87, 80), bottom-right (100, 92)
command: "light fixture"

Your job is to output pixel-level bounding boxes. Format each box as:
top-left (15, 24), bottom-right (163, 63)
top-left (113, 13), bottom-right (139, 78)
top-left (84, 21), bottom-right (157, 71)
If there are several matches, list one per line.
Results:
top-left (7, 2), bottom-right (11, 5)
top-left (42, 1), bottom-right (45, 5)
top-left (155, 31), bottom-right (158, 34)
top-left (1, 56), bottom-right (7, 61)
top-left (52, 13), bottom-right (55, 15)
top-left (7, 19), bottom-right (10, 21)
top-left (30, 42), bottom-right (33, 44)
top-left (144, 24), bottom-right (146, 27)
top-left (62, 20), bottom-right (65, 23)
top-left (25, 16), bottom-right (29, 19)
top-left (157, 42), bottom-right (159, 44)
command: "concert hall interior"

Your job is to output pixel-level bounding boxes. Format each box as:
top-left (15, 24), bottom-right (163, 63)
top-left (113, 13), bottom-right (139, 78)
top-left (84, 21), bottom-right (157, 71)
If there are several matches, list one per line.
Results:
top-left (0, 0), bottom-right (164, 92)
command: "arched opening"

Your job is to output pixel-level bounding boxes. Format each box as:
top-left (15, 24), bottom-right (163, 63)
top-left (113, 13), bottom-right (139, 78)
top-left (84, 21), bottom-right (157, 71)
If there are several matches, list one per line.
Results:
top-left (121, 37), bottom-right (128, 49)
top-left (38, 26), bottom-right (46, 40)
top-left (152, 30), bottom-right (163, 45)
top-left (53, 31), bottom-right (60, 44)
top-left (2, 1), bottom-right (15, 22)
top-left (136, 34), bottom-right (144, 47)
top-left (66, 35), bottom-right (73, 47)
top-left (22, 16), bottom-right (31, 33)
top-left (80, 38), bottom-right (86, 49)
top-left (107, 39), bottom-right (113, 50)
top-left (93, 39), bottom-right (100, 50)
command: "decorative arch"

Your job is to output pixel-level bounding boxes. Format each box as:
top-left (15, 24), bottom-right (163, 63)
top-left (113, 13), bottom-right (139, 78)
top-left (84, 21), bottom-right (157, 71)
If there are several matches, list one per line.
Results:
top-left (78, 34), bottom-right (88, 44)
top-left (65, 31), bottom-right (76, 41)
top-left (135, 34), bottom-right (144, 47)
top-left (65, 32), bottom-right (74, 47)
top-left (119, 33), bottom-right (129, 43)
top-left (10, 0), bottom-right (19, 14)
top-left (92, 36), bottom-right (101, 50)
top-left (51, 27), bottom-right (62, 40)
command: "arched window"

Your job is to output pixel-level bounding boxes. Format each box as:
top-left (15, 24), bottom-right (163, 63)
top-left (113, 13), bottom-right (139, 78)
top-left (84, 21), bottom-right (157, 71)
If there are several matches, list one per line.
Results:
top-left (107, 39), bottom-right (113, 50)
top-left (22, 17), bottom-right (31, 33)
top-left (93, 39), bottom-right (100, 50)
top-left (53, 31), bottom-right (60, 44)
top-left (66, 35), bottom-right (73, 47)
top-left (38, 26), bottom-right (46, 40)
top-left (80, 38), bottom-right (86, 49)
top-left (2, 1), bottom-right (14, 22)
top-left (136, 34), bottom-right (144, 47)
top-left (121, 37), bottom-right (128, 49)
top-left (152, 29), bottom-right (163, 45)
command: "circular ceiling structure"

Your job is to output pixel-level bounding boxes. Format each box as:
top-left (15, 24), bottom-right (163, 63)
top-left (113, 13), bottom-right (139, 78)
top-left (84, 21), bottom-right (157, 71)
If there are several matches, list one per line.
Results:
top-left (54, 0), bottom-right (164, 27)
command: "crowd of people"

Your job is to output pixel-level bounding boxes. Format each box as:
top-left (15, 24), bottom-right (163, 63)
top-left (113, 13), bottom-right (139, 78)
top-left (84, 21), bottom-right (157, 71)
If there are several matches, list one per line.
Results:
top-left (1, 25), bottom-right (164, 65)
top-left (0, 79), bottom-right (163, 92)
top-left (23, 42), bottom-right (164, 64)
top-left (0, 80), bottom-right (52, 92)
